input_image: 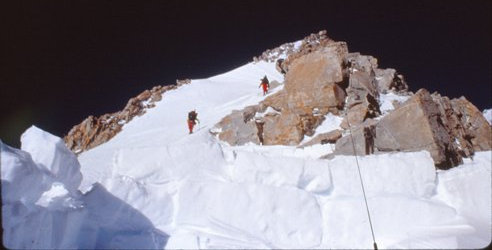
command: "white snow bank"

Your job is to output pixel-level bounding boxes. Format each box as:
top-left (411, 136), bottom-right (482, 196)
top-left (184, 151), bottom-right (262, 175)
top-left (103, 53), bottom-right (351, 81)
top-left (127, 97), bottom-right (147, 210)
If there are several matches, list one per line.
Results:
top-left (229, 150), bottom-right (332, 194)
top-left (1, 128), bottom-right (168, 249)
top-left (434, 151), bottom-right (492, 248)
top-left (20, 126), bottom-right (82, 194)
top-left (80, 183), bottom-right (168, 249)
top-left (230, 142), bottom-right (335, 159)
top-left (175, 180), bottom-right (322, 249)
top-left (483, 108), bottom-right (492, 125)
top-left (328, 151), bottom-right (436, 197)
top-left (1, 139), bottom-right (52, 204)
top-left (320, 195), bottom-right (469, 249)
top-left (1, 135), bottom-right (83, 249)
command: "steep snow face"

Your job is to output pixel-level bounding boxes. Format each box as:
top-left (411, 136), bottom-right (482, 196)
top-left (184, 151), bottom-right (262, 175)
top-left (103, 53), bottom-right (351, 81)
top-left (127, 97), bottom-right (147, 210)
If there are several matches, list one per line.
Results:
top-left (2, 60), bottom-right (491, 249)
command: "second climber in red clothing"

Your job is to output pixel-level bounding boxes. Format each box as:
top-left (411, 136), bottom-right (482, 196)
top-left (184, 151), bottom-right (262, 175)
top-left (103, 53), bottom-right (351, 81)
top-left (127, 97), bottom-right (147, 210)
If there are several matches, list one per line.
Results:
top-left (259, 75), bottom-right (270, 96)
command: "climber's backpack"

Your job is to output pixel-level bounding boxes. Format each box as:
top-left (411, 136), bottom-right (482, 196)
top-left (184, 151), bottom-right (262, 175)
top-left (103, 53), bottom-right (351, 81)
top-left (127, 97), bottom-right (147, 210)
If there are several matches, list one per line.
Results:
top-left (188, 111), bottom-right (197, 121)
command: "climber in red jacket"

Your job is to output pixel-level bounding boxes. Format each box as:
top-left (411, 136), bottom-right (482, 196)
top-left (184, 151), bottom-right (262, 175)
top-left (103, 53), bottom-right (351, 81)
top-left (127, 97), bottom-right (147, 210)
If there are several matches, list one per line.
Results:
top-left (187, 110), bottom-right (199, 134)
top-left (259, 75), bottom-right (270, 96)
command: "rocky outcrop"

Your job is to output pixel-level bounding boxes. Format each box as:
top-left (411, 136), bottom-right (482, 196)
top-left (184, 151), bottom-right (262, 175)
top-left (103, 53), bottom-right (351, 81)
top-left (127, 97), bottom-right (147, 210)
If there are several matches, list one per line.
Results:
top-left (64, 81), bottom-right (191, 153)
top-left (330, 88), bottom-right (491, 169)
top-left (216, 31), bottom-right (491, 170)
top-left (212, 105), bottom-right (263, 146)
top-left (340, 54), bottom-right (383, 129)
top-left (254, 30), bottom-right (336, 74)
top-left (450, 97), bottom-right (492, 151)
top-left (431, 94), bottom-right (475, 158)
top-left (214, 40), bottom-right (348, 146)
top-left (280, 31), bottom-right (337, 74)
top-left (284, 46), bottom-right (347, 114)
top-left (374, 68), bottom-right (408, 93)
top-left (253, 30), bottom-right (333, 66)
top-left (261, 111), bottom-right (305, 145)
top-left (373, 89), bottom-right (462, 169)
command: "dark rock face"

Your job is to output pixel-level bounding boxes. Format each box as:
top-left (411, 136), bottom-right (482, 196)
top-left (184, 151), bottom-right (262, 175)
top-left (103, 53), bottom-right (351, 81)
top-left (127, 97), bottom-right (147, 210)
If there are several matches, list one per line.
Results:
top-left (64, 81), bottom-right (191, 154)
top-left (450, 97), bottom-right (492, 152)
top-left (431, 94), bottom-right (475, 158)
top-left (373, 89), bottom-right (463, 169)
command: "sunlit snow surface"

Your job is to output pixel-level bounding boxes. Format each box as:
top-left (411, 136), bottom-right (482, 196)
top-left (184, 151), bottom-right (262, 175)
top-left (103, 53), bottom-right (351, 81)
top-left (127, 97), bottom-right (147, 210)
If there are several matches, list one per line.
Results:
top-left (2, 61), bottom-right (491, 249)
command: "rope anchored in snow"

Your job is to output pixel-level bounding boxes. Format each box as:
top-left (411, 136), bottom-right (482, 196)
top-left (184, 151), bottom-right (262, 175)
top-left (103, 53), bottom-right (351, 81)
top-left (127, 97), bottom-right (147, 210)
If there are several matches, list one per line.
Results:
top-left (347, 121), bottom-right (378, 250)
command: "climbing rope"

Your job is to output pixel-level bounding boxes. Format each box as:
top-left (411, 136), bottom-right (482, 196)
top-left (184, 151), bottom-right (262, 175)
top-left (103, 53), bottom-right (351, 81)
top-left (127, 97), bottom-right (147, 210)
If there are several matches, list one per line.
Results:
top-left (346, 121), bottom-right (378, 250)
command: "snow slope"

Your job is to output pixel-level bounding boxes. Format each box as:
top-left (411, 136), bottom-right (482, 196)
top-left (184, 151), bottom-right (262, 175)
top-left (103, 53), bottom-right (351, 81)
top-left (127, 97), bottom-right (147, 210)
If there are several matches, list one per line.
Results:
top-left (2, 60), bottom-right (491, 249)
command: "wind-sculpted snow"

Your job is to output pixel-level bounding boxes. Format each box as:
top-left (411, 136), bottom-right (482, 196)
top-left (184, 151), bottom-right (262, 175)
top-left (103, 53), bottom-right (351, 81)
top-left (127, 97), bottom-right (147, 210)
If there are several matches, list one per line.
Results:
top-left (176, 180), bottom-right (322, 249)
top-left (21, 126), bottom-right (83, 194)
top-left (329, 152), bottom-right (436, 197)
top-left (1, 128), bottom-right (168, 249)
top-left (435, 152), bottom-right (492, 247)
top-left (228, 150), bottom-right (332, 194)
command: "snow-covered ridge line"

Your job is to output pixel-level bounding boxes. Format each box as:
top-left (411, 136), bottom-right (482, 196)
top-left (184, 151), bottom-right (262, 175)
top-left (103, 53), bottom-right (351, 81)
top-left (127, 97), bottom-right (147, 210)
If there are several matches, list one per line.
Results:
top-left (63, 31), bottom-right (328, 154)
top-left (64, 79), bottom-right (192, 154)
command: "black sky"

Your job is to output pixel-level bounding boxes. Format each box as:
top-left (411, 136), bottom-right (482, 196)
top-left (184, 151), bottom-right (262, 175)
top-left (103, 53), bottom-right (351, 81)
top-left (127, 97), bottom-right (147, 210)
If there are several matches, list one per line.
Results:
top-left (1, 0), bottom-right (491, 148)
